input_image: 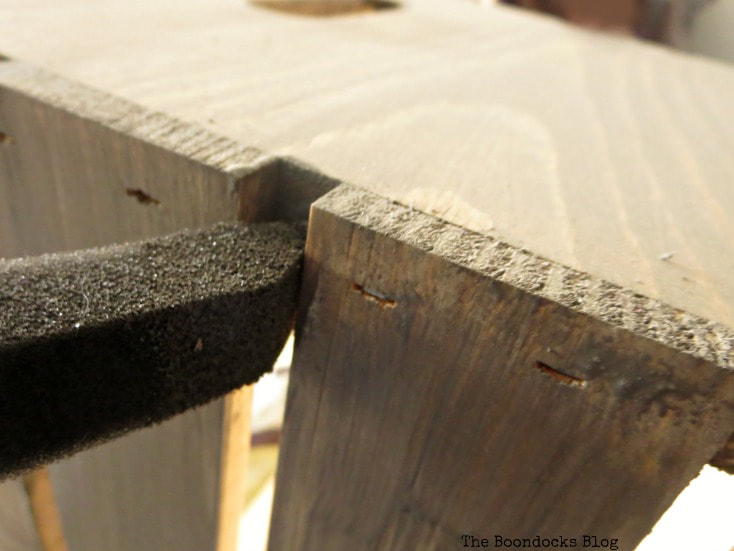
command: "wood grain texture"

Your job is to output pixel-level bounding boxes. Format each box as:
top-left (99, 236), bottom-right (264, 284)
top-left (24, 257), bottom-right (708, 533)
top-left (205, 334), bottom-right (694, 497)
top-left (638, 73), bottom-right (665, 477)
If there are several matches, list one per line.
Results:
top-left (269, 184), bottom-right (734, 551)
top-left (0, 57), bottom-right (252, 551)
top-left (0, 59), bottom-right (320, 551)
top-left (48, 401), bottom-right (225, 551)
top-left (0, 59), bottom-right (270, 258)
top-left (0, 0), bottom-right (732, 332)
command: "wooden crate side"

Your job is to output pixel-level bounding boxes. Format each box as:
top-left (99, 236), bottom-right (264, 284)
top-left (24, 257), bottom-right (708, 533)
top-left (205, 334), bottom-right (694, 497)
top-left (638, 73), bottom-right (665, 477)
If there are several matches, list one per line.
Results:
top-left (269, 184), bottom-right (734, 551)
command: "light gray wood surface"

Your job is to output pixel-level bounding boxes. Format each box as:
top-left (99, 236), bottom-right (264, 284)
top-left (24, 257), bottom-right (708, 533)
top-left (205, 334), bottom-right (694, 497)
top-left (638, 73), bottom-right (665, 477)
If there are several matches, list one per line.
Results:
top-left (0, 59), bottom-right (276, 551)
top-left (0, 0), bottom-right (733, 332)
top-left (48, 401), bottom-right (224, 551)
top-left (0, 480), bottom-right (43, 551)
top-left (270, 184), bottom-right (734, 551)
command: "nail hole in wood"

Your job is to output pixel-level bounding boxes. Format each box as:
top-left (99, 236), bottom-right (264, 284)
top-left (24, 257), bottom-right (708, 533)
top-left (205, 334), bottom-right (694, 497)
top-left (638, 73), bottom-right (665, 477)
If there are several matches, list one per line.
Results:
top-left (125, 188), bottom-right (161, 206)
top-left (251, 0), bottom-right (399, 17)
top-left (351, 282), bottom-right (396, 309)
top-left (532, 360), bottom-right (587, 388)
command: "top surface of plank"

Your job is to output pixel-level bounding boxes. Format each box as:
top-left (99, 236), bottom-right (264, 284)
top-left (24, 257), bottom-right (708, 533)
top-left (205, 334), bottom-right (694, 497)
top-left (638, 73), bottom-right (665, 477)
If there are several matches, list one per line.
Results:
top-left (1, 0), bottom-right (734, 329)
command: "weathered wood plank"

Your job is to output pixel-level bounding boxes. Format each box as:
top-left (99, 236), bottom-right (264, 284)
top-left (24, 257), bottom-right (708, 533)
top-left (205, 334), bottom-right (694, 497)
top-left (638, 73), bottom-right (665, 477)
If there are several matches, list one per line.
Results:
top-left (269, 184), bottom-right (734, 551)
top-left (48, 401), bottom-right (225, 550)
top-left (0, 58), bottom-right (256, 551)
top-left (0, 59), bottom-right (270, 258)
top-left (1, 0), bottom-right (733, 332)
top-left (0, 59), bottom-right (324, 551)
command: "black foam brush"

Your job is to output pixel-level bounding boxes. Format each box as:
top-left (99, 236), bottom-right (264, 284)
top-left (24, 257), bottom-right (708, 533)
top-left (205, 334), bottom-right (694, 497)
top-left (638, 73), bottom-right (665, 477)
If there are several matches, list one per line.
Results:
top-left (0, 221), bottom-right (304, 479)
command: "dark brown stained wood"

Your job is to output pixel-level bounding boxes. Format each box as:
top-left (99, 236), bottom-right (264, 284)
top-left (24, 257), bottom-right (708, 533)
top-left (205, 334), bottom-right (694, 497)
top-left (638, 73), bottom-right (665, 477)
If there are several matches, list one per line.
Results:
top-left (269, 184), bottom-right (734, 551)
top-left (710, 430), bottom-right (734, 474)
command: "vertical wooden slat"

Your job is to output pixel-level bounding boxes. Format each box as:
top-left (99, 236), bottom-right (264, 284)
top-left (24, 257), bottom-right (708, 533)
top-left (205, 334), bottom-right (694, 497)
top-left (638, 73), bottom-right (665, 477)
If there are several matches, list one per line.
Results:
top-left (0, 60), bottom-right (269, 551)
top-left (217, 387), bottom-right (254, 551)
top-left (22, 469), bottom-right (68, 551)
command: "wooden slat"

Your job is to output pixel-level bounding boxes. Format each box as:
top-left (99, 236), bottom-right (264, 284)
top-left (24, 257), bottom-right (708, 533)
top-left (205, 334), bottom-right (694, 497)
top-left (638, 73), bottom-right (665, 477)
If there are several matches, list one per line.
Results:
top-left (217, 386), bottom-right (254, 551)
top-left (22, 469), bottom-right (68, 551)
top-left (48, 401), bottom-right (226, 550)
top-left (269, 184), bottom-right (734, 551)
top-left (0, 59), bottom-right (319, 551)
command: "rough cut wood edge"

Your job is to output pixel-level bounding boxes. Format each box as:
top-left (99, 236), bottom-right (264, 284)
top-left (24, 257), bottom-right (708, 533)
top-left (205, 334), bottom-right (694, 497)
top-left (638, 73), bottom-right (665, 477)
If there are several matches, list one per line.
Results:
top-left (0, 59), bottom-right (271, 180)
top-left (327, 182), bottom-right (734, 472)
top-left (324, 185), bottom-right (734, 371)
top-left (22, 469), bottom-right (68, 551)
top-left (0, 58), bottom-right (334, 229)
top-left (270, 183), bottom-right (734, 551)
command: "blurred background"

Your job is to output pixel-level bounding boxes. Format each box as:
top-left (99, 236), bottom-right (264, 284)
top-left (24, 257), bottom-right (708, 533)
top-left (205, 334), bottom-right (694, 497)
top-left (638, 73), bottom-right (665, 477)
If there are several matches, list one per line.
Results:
top-left (493, 0), bottom-right (734, 63)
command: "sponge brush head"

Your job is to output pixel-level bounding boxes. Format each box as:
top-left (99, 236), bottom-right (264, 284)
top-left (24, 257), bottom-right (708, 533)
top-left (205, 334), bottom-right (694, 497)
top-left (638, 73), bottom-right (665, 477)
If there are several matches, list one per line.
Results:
top-left (0, 222), bottom-right (304, 479)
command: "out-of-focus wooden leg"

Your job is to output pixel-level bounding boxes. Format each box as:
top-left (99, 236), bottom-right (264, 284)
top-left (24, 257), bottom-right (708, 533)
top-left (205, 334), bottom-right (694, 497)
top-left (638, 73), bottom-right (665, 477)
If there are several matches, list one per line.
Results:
top-left (22, 469), bottom-right (68, 551)
top-left (217, 386), bottom-right (254, 551)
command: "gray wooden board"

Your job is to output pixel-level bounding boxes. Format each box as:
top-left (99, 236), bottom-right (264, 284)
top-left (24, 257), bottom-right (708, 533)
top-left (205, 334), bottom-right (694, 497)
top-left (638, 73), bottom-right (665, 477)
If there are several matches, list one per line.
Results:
top-left (48, 404), bottom-right (223, 551)
top-left (0, 57), bottom-right (252, 551)
top-left (0, 0), bottom-right (733, 332)
top-left (269, 184), bottom-right (734, 551)
top-left (0, 59), bottom-right (266, 258)
top-left (0, 58), bottom-right (327, 551)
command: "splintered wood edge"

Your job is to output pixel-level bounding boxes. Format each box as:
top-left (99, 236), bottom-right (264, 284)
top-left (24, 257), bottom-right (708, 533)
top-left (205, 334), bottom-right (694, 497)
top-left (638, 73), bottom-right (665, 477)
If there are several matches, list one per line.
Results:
top-left (314, 184), bottom-right (734, 372)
